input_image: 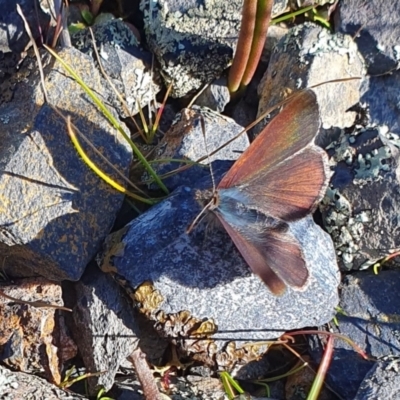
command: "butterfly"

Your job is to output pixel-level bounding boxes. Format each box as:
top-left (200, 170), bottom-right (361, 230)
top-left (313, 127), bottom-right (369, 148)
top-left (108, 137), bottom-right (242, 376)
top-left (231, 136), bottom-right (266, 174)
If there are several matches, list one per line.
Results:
top-left (194, 89), bottom-right (330, 295)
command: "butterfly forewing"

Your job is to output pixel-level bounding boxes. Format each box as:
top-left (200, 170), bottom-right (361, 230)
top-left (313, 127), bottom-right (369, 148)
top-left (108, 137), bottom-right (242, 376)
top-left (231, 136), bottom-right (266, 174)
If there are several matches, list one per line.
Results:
top-left (237, 146), bottom-right (329, 221)
top-left (218, 89), bottom-right (320, 189)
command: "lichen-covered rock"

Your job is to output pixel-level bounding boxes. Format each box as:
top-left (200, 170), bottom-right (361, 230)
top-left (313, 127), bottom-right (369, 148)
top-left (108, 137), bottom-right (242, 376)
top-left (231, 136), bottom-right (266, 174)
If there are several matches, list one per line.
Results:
top-left (257, 23), bottom-right (364, 131)
top-left (140, 0), bottom-right (242, 97)
top-left (320, 126), bottom-right (400, 270)
top-left (71, 18), bottom-right (160, 117)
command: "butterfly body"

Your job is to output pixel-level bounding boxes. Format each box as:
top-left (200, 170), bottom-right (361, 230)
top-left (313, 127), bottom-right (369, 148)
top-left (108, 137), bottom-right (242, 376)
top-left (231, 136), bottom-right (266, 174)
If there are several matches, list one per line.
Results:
top-left (194, 89), bottom-right (330, 295)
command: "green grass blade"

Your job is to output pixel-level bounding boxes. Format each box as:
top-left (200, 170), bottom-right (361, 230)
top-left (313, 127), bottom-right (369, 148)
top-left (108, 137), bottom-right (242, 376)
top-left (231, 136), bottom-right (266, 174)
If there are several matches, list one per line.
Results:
top-left (44, 44), bottom-right (168, 194)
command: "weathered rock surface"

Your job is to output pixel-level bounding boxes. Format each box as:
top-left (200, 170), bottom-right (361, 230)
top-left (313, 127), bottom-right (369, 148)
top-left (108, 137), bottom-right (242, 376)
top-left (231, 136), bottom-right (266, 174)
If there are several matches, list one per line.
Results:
top-left (98, 174), bottom-right (339, 368)
top-left (257, 23), bottom-right (364, 132)
top-left (0, 364), bottom-right (88, 400)
top-left (0, 47), bottom-right (132, 281)
top-left (320, 126), bottom-right (400, 271)
top-left (0, 278), bottom-right (76, 385)
top-left (72, 265), bottom-right (141, 394)
top-left (71, 18), bottom-right (160, 117)
top-left (354, 359), bottom-right (400, 400)
top-left (335, 0), bottom-right (400, 75)
top-left (309, 270), bottom-right (400, 399)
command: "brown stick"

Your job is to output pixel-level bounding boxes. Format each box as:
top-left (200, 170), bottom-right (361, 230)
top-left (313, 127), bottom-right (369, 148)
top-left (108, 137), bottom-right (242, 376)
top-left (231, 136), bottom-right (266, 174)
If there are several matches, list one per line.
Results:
top-left (128, 348), bottom-right (164, 400)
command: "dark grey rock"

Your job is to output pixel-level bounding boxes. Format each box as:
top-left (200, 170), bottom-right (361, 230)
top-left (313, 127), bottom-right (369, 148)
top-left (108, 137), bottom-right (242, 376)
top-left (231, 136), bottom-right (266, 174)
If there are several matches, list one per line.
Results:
top-left (0, 47), bottom-right (132, 281)
top-left (320, 126), bottom-right (400, 271)
top-left (194, 77), bottom-right (231, 112)
top-left (0, 0), bottom-right (49, 53)
top-left (71, 18), bottom-right (160, 117)
top-left (361, 73), bottom-right (400, 135)
top-left (151, 106), bottom-right (249, 191)
top-left (354, 359), bottom-right (400, 400)
top-left (335, 0), bottom-right (400, 75)
top-left (261, 25), bottom-right (288, 64)
top-left (98, 175), bottom-right (339, 346)
top-left (0, 364), bottom-right (87, 399)
top-left (72, 266), bottom-right (140, 394)
top-left (309, 270), bottom-right (400, 399)
top-left (257, 23), bottom-right (364, 132)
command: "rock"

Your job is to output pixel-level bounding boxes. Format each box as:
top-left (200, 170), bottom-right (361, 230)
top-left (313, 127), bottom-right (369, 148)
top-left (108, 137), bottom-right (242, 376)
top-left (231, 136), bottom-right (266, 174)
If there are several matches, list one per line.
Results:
top-left (354, 359), bottom-right (400, 400)
top-left (140, 0), bottom-right (242, 98)
top-left (0, 364), bottom-right (88, 400)
top-left (334, 0), bottom-right (400, 75)
top-left (361, 73), bottom-right (400, 135)
top-left (0, 0), bottom-right (49, 53)
top-left (0, 278), bottom-right (76, 385)
top-left (72, 265), bottom-right (140, 394)
top-left (320, 126), bottom-right (400, 271)
top-left (139, 0), bottom-right (292, 98)
top-left (309, 270), bottom-right (400, 399)
top-left (194, 77), bottom-right (231, 112)
top-left (0, 47), bottom-right (132, 281)
top-left (257, 23), bottom-right (364, 132)
top-left (151, 106), bottom-right (249, 191)
top-left (71, 18), bottom-right (161, 117)
top-left (98, 173), bottom-right (340, 368)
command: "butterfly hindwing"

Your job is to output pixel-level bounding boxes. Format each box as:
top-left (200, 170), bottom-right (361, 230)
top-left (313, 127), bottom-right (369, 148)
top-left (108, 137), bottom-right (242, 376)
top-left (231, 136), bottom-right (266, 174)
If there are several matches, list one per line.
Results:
top-left (216, 213), bottom-right (308, 295)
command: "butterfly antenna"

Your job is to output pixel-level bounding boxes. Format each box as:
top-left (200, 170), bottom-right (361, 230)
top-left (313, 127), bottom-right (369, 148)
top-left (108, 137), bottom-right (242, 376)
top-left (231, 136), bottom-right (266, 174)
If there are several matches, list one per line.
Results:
top-left (186, 200), bottom-right (212, 234)
top-left (199, 114), bottom-right (217, 192)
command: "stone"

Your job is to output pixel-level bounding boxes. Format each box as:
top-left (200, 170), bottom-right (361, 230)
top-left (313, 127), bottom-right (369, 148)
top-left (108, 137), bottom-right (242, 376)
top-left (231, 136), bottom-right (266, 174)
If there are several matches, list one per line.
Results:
top-left (361, 73), bottom-right (400, 135)
top-left (354, 359), bottom-right (400, 400)
top-left (139, 0), bottom-right (291, 98)
top-left (71, 18), bottom-right (161, 117)
top-left (334, 0), bottom-right (400, 75)
top-left (98, 173), bottom-right (339, 368)
top-left (320, 126), bottom-right (400, 271)
top-left (0, 0), bottom-right (49, 53)
top-left (0, 364), bottom-right (87, 400)
top-left (140, 0), bottom-right (242, 98)
top-left (257, 23), bottom-right (364, 132)
top-left (0, 278), bottom-right (76, 385)
top-left (309, 270), bottom-right (400, 399)
top-left (194, 77), bottom-right (231, 113)
top-left (0, 47), bottom-right (132, 281)
top-left (72, 265), bottom-right (140, 394)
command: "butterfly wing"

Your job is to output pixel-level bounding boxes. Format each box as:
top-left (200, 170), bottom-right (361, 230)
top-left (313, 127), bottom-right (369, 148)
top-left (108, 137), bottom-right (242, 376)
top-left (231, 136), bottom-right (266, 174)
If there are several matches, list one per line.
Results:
top-left (233, 146), bottom-right (329, 221)
top-left (218, 89), bottom-right (320, 189)
top-left (216, 214), bottom-right (308, 295)
top-left (218, 89), bottom-right (328, 221)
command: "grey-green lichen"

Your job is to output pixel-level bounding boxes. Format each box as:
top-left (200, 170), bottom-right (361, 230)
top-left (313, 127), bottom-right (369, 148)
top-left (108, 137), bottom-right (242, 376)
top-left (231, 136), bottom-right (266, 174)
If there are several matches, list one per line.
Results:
top-left (354, 125), bottom-right (400, 185)
top-left (321, 187), bottom-right (364, 270)
top-left (278, 22), bottom-right (359, 65)
top-left (321, 124), bottom-right (400, 270)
